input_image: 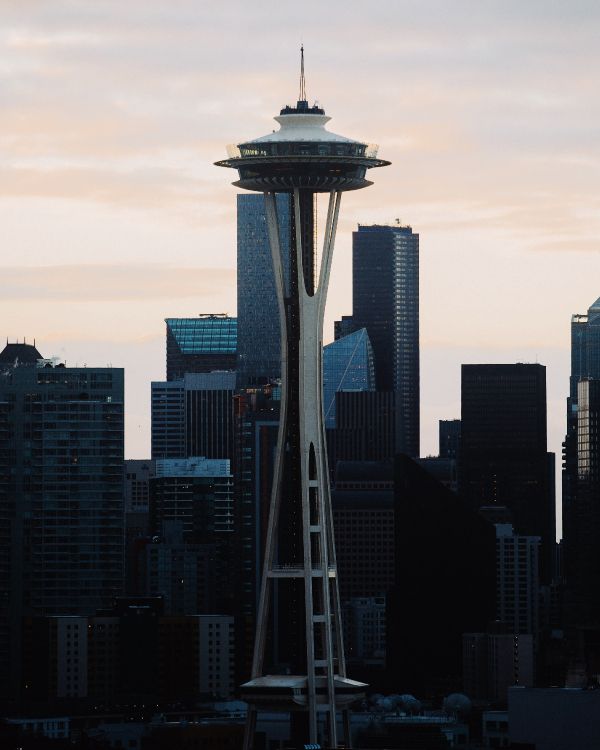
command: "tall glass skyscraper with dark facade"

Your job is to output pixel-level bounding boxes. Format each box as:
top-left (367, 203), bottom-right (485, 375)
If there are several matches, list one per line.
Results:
top-left (0, 344), bottom-right (124, 700)
top-left (151, 372), bottom-right (236, 460)
top-left (236, 194), bottom-right (290, 387)
top-left (459, 363), bottom-right (554, 582)
top-left (564, 297), bottom-right (600, 509)
top-left (563, 297), bottom-right (600, 638)
top-left (351, 224), bottom-right (419, 457)
top-left (322, 328), bottom-right (375, 429)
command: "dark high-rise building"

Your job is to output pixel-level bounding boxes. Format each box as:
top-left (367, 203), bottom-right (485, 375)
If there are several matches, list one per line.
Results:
top-left (232, 385), bottom-right (280, 681)
top-left (569, 298), bottom-right (600, 392)
top-left (145, 521), bottom-right (218, 616)
top-left (459, 364), bottom-right (555, 582)
top-left (151, 372), bottom-right (236, 460)
top-left (0, 345), bottom-right (124, 702)
top-left (332, 461), bottom-right (395, 602)
top-left (564, 379), bottom-right (600, 630)
top-left (439, 418), bottom-right (461, 459)
top-left (322, 328), bottom-right (375, 429)
top-left (165, 315), bottom-right (237, 381)
top-left (388, 455), bottom-right (496, 696)
top-left (333, 315), bottom-right (357, 341)
top-left (149, 458), bottom-right (235, 615)
top-left (124, 459), bottom-right (154, 596)
top-left (150, 458), bottom-right (234, 540)
top-left (236, 194), bottom-right (290, 387)
top-left (330, 390), bottom-right (400, 464)
top-left (563, 298), bottom-right (600, 530)
top-left (352, 223), bottom-right (420, 456)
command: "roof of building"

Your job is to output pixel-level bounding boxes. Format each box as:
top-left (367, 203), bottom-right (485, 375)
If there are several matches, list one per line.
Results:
top-left (166, 316), bottom-right (237, 355)
top-left (249, 112), bottom-right (359, 145)
top-left (589, 297), bottom-right (600, 322)
top-left (0, 342), bottom-right (43, 365)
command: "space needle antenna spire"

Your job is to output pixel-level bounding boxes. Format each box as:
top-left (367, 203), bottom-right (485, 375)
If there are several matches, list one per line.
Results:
top-left (299, 44), bottom-right (306, 102)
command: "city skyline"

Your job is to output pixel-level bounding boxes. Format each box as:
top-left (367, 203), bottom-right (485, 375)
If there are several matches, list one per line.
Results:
top-left (2, 2), bottom-right (599, 516)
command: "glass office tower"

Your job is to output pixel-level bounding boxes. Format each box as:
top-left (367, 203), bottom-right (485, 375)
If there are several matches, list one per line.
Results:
top-left (236, 193), bottom-right (290, 387)
top-left (352, 224), bottom-right (420, 457)
top-left (151, 372), bottom-right (236, 460)
top-left (563, 297), bottom-right (600, 540)
top-left (322, 328), bottom-right (375, 429)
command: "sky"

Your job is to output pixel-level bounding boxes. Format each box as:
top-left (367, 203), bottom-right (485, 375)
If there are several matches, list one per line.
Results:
top-left (1, 1), bottom-right (599, 535)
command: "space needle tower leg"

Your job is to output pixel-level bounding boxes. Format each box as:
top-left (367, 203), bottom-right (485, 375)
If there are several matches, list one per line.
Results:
top-left (243, 189), bottom-right (345, 749)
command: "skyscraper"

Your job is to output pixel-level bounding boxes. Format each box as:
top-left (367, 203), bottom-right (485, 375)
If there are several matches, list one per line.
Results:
top-left (165, 314), bottom-right (237, 381)
top-left (216, 51), bottom-right (389, 748)
top-left (151, 371), bottom-right (236, 460)
top-left (236, 193), bottom-right (290, 387)
top-left (322, 327), bottom-right (375, 429)
top-left (149, 457), bottom-right (235, 615)
top-left (439, 418), bottom-right (461, 460)
top-left (351, 223), bottom-right (420, 456)
top-left (0, 345), bottom-right (124, 701)
top-left (563, 379), bottom-right (600, 631)
top-left (495, 523), bottom-right (541, 638)
top-left (389, 455), bottom-right (496, 696)
top-left (459, 364), bottom-right (554, 582)
top-left (331, 390), bottom-right (400, 463)
top-left (563, 297), bottom-right (600, 521)
top-left (231, 385), bottom-right (281, 684)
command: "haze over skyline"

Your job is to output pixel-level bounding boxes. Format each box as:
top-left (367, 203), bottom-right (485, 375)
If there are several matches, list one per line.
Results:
top-left (2, 1), bottom-right (599, 534)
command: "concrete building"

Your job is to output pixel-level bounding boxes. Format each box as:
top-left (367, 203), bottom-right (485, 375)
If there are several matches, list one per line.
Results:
top-left (495, 523), bottom-right (541, 639)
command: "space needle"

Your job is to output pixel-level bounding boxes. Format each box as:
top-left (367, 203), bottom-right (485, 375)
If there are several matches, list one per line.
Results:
top-left (216, 49), bottom-right (390, 749)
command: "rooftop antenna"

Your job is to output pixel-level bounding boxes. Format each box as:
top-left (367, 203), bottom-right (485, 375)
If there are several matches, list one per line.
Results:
top-left (299, 44), bottom-right (306, 102)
